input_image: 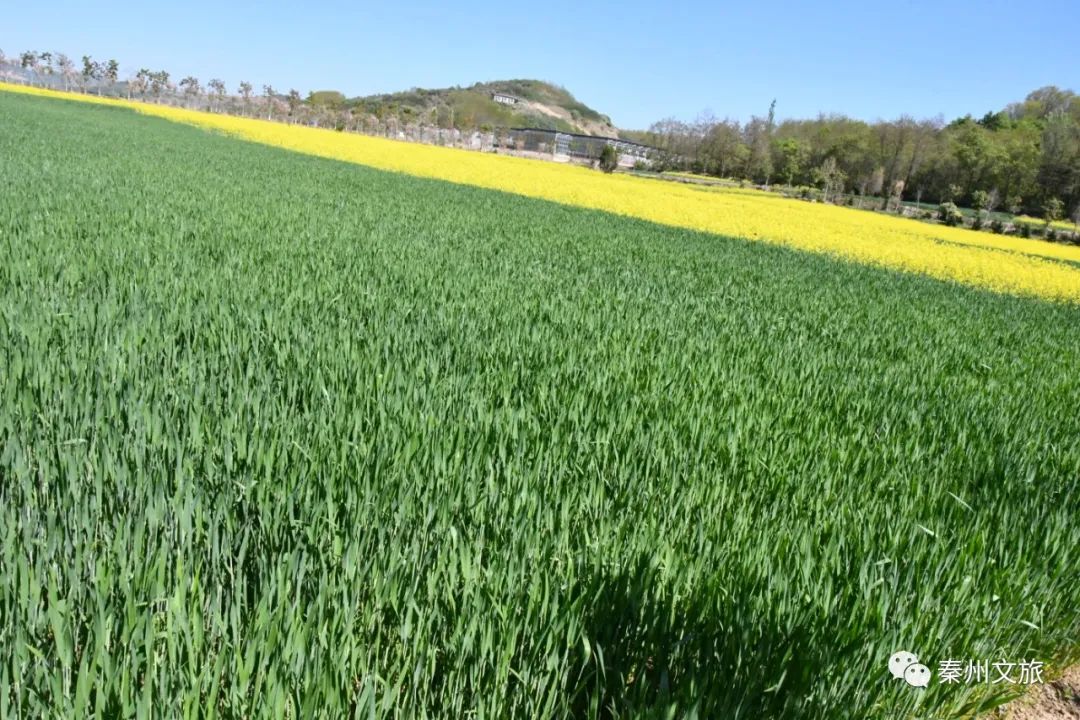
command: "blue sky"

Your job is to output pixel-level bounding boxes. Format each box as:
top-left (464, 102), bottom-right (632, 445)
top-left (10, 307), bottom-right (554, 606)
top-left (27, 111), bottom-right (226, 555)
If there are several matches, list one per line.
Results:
top-left (5, 0), bottom-right (1078, 129)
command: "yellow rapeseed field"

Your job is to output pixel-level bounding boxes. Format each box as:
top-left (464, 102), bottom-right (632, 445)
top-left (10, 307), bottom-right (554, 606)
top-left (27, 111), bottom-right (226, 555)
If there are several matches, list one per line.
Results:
top-left (6, 82), bottom-right (1080, 302)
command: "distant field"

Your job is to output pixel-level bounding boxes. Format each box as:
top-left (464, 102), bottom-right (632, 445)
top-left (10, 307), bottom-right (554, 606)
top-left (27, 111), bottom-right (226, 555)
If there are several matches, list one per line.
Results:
top-left (1, 91), bottom-right (1079, 719)
top-left (660, 170), bottom-right (743, 184)
top-left (1014, 215), bottom-right (1079, 231)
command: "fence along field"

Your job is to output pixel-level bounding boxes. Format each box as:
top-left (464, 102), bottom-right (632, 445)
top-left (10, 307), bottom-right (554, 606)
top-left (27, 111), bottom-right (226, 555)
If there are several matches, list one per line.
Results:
top-left (1, 91), bottom-right (1078, 719)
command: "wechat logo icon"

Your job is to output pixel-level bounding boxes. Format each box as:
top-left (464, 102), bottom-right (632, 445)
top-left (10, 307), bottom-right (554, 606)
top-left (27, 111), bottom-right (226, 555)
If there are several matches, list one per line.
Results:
top-left (889, 650), bottom-right (931, 688)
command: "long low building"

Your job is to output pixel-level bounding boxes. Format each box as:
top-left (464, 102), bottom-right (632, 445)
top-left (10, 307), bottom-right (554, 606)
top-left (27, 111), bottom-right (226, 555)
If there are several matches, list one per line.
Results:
top-left (505, 127), bottom-right (656, 166)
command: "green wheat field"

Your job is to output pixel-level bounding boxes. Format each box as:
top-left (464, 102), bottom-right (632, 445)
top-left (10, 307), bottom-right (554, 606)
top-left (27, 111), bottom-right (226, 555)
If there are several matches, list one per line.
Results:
top-left (1, 91), bottom-right (1078, 719)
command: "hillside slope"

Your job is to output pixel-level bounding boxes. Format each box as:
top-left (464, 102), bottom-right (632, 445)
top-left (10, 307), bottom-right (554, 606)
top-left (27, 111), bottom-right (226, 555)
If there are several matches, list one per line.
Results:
top-left (349, 79), bottom-right (618, 136)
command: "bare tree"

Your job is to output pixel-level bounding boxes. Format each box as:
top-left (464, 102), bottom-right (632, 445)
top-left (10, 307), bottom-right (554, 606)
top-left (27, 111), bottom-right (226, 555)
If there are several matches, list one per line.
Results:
top-left (208, 78), bottom-right (226, 111)
top-left (813, 157), bottom-right (846, 204)
top-left (55, 53), bottom-right (75, 91)
top-left (150, 71), bottom-right (171, 101)
top-left (287, 89), bottom-right (301, 121)
top-left (179, 76), bottom-right (201, 107)
top-left (0, 49), bottom-right (12, 82)
top-left (743, 100), bottom-right (776, 186)
top-left (238, 81), bottom-right (253, 115)
top-left (867, 167), bottom-right (885, 203)
top-left (875, 117), bottom-right (916, 203)
top-left (129, 68), bottom-right (150, 99)
top-left (884, 179), bottom-right (905, 213)
top-left (904, 117), bottom-right (942, 194)
top-left (262, 84), bottom-right (275, 119)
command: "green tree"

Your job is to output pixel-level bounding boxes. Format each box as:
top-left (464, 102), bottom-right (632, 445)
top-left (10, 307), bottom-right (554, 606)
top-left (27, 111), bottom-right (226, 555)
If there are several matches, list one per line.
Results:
top-left (104, 59), bottom-right (119, 86)
top-left (308, 90), bottom-right (346, 109)
top-left (775, 138), bottom-right (806, 187)
top-left (994, 124), bottom-right (1040, 211)
top-left (950, 121), bottom-right (994, 203)
top-left (700, 120), bottom-right (744, 178)
top-left (598, 143), bottom-right (619, 173)
top-left (1043, 197), bottom-right (1064, 227)
top-left (971, 189), bottom-right (989, 227)
top-left (1037, 112), bottom-right (1080, 213)
top-left (938, 201), bottom-right (963, 226)
top-left (81, 55), bottom-right (99, 93)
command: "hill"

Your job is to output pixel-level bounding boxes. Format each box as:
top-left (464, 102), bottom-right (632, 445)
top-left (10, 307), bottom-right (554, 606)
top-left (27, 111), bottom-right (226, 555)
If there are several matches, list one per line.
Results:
top-left (346, 79), bottom-right (619, 136)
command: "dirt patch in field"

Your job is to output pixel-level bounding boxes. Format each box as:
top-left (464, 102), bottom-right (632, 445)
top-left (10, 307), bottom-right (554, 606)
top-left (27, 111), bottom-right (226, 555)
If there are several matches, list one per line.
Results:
top-left (993, 665), bottom-right (1080, 719)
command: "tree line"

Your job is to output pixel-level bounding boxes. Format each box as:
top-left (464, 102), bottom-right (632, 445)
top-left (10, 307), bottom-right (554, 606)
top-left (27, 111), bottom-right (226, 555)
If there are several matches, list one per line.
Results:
top-left (5, 50), bottom-right (326, 122)
top-left (625, 89), bottom-right (1080, 222)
